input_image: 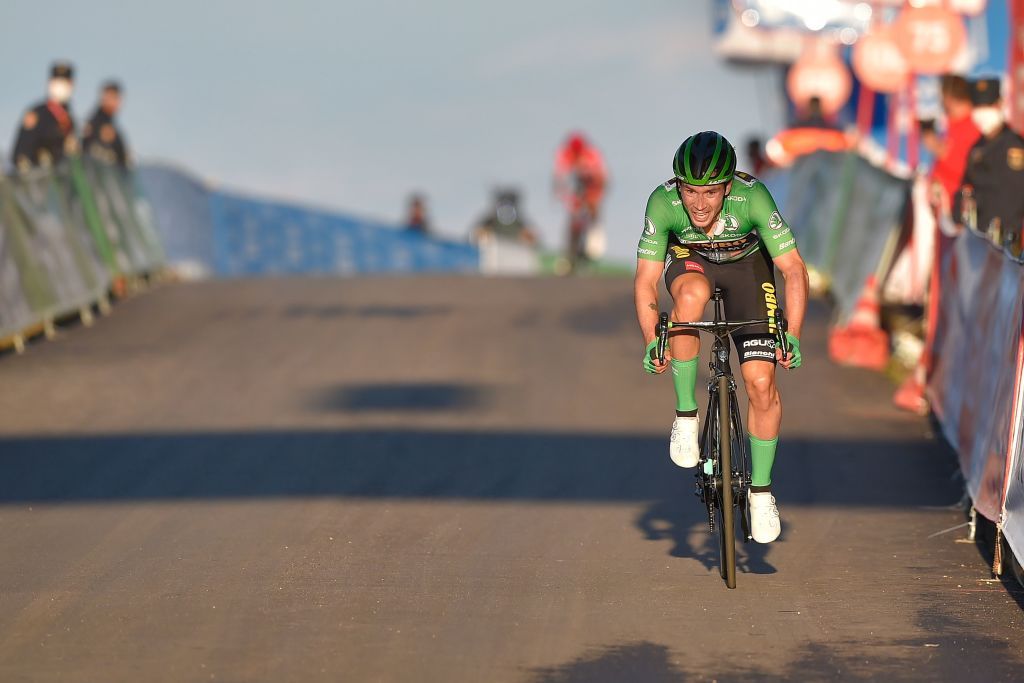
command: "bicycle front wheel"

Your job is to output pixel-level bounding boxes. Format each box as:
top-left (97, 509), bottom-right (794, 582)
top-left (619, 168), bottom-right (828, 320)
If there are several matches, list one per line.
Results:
top-left (716, 374), bottom-right (737, 589)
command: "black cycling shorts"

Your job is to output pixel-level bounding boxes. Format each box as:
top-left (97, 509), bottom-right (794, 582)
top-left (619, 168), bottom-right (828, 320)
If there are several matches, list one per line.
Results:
top-left (663, 241), bottom-right (780, 364)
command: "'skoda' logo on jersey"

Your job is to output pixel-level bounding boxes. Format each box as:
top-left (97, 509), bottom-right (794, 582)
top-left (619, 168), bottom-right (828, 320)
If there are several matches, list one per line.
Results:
top-left (644, 217), bottom-right (656, 235)
top-left (670, 245), bottom-right (690, 259)
top-left (768, 211), bottom-right (784, 231)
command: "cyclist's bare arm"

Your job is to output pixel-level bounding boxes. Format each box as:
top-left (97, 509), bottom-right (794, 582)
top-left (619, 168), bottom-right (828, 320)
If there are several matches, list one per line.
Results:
top-left (773, 248), bottom-right (809, 366)
top-left (634, 258), bottom-right (667, 365)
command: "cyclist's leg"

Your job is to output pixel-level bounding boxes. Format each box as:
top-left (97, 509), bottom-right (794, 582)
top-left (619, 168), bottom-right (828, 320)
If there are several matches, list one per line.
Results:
top-left (664, 244), bottom-right (712, 363)
top-left (740, 360), bottom-right (781, 483)
top-left (664, 246), bottom-right (712, 467)
top-left (720, 250), bottom-right (782, 541)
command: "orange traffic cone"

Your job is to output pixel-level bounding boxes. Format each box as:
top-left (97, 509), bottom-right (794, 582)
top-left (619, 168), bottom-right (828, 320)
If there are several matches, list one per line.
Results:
top-left (829, 274), bottom-right (890, 371)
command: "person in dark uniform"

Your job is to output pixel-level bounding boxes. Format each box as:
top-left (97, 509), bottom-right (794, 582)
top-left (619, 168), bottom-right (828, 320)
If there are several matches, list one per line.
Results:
top-left (10, 61), bottom-right (78, 171)
top-left (82, 80), bottom-right (130, 167)
top-left (955, 78), bottom-right (1024, 247)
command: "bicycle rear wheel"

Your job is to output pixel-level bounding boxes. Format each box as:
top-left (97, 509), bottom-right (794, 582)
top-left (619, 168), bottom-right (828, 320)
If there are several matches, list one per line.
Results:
top-left (716, 374), bottom-right (737, 589)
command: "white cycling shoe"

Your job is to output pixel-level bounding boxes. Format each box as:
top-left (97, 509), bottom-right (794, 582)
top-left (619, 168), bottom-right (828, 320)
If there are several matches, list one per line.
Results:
top-left (669, 416), bottom-right (700, 468)
top-left (749, 491), bottom-right (781, 543)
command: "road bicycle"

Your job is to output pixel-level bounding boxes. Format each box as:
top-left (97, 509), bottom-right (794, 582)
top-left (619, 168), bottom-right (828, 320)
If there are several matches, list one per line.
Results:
top-left (656, 287), bottom-right (788, 589)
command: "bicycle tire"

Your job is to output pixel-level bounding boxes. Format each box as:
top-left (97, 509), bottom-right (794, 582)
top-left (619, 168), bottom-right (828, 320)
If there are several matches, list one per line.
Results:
top-left (717, 374), bottom-right (737, 589)
top-left (729, 392), bottom-right (752, 543)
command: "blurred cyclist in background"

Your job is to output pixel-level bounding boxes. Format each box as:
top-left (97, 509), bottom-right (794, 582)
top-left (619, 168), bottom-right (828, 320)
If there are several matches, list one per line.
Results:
top-left (553, 132), bottom-right (607, 272)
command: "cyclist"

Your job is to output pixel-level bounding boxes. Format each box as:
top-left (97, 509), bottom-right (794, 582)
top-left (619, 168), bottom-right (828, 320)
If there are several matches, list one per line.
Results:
top-left (633, 131), bottom-right (809, 543)
top-left (553, 132), bottom-right (608, 268)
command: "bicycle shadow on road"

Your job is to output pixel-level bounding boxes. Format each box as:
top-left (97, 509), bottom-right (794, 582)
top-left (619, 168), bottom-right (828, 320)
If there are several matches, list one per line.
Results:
top-left (636, 496), bottom-right (778, 575)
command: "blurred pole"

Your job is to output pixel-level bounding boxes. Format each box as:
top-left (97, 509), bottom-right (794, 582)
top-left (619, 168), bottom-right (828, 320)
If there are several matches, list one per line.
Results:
top-left (907, 81), bottom-right (920, 170)
top-left (857, 84), bottom-right (876, 138)
top-left (887, 90), bottom-right (900, 165)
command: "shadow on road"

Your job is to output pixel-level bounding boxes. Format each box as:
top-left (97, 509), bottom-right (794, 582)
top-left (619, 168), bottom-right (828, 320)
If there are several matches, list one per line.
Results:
top-left (529, 642), bottom-right (684, 683)
top-left (527, 618), bottom-right (1024, 682)
top-left (637, 497), bottom-right (778, 574)
top-left (311, 383), bottom-right (493, 412)
top-left (0, 430), bottom-right (960, 509)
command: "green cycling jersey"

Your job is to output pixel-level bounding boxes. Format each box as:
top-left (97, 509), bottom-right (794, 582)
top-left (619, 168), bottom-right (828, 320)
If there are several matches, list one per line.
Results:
top-left (637, 171), bottom-right (797, 264)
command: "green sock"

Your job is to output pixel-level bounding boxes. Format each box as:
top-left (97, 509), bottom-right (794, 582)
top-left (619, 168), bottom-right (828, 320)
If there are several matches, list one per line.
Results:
top-left (749, 435), bottom-right (778, 487)
top-left (670, 357), bottom-right (698, 415)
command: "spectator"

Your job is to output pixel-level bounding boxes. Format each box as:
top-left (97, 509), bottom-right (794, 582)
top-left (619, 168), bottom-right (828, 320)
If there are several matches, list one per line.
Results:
top-left (794, 96), bottom-right (834, 130)
top-left (954, 78), bottom-right (1024, 246)
top-left (83, 80), bottom-right (130, 167)
top-left (924, 75), bottom-right (980, 213)
top-left (471, 188), bottom-right (537, 246)
top-left (11, 61), bottom-right (78, 171)
top-left (404, 194), bottom-right (430, 235)
top-left (746, 137), bottom-right (770, 176)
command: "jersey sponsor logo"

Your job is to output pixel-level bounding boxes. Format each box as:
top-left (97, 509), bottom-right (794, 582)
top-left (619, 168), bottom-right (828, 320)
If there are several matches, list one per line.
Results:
top-left (725, 195), bottom-right (745, 203)
top-left (685, 261), bottom-right (705, 274)
top-left (778, 238), bottom-right (795, 250)
top-left (743, 349), bottom-right (776, 360)
top-left (662, 180), bottom-right (676, 191)
top-left (640, 236), bottom-right (658, 245)
top-left (638, 247), bottom-right (658, 256)
top-left (733, 171), bottom-right (756, 187)
top-left (644, 217), bottom-right (656, 235)
top-left (771, 228), bottom-right (791, 240)
top-left (762, 282), bottom-right (778, 334)
top-left (768, 211), bottom-right (785, 231)
top-left (1009, 148), bottom-right (1024, 171)
top-left (742, 338), bottom-right (776, 349)
top-left (671, 199), bottom-right (682, 206)
top-left (707, 236), bottom-right (755, 251)
top-left (722, 214), bottom-right (739, 231)
top-left (669, 245), bottom-right (690, 259)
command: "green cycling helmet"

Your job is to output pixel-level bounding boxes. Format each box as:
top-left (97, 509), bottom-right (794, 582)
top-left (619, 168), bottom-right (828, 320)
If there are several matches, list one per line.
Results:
top-left (673, 131), bottom-right (736, 186)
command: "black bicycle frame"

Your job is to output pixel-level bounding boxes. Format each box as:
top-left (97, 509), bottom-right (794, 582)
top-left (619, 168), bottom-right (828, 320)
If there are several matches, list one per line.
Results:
top-left (654, 287), bottom-right (788, 586)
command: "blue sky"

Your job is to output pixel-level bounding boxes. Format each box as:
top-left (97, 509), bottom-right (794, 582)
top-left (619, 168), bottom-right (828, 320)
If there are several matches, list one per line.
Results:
top-left (1, 1), bottom-right (786, 261)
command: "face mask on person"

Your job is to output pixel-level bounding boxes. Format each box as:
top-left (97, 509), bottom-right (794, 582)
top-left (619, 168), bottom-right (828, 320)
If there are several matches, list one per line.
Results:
top-left (47, 78), bottom-right (73, 104)
top-left (971, 106), bottom-right (1004, 136)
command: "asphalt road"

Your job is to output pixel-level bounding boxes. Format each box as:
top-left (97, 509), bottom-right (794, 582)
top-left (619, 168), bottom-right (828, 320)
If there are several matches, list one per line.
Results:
top-left (0, 276), bottom-right (1021, 682)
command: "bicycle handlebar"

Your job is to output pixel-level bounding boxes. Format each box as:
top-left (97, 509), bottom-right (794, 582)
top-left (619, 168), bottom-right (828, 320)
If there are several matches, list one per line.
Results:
top-left (656, 308), bottom-right (789, 364)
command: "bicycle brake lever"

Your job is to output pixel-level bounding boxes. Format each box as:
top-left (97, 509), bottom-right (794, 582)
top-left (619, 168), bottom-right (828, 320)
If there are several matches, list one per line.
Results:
top-left (657, 312), bottom-right (669, 364)
top-left (775, 309), bottom-right (790, 359)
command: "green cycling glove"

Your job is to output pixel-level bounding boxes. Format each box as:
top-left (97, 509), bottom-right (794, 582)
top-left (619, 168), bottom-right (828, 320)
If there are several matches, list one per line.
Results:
top-left (643, 339), bottom-right (661, 373)
top-left (782, 333), bottom-right (802, 369)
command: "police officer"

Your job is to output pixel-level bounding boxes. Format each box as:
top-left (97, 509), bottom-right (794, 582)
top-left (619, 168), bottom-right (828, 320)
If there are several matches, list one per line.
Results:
top-left (83, 80), bottom-right (129, 168)
top-left (955, 78), bottom-right (1024, 246)
top-left (10, 61), bottom-right (78, 171)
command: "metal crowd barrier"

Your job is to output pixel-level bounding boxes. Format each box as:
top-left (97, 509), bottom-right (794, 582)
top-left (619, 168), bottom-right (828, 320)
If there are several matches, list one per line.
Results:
top-left (138, 162), bottom-right (480, 278)
top-left (0, 156), bottom-right (165, 352)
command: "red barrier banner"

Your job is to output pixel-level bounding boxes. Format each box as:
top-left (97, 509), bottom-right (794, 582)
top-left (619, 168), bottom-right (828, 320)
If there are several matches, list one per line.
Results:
top-left (927, 229), bottom-right (1024, 521)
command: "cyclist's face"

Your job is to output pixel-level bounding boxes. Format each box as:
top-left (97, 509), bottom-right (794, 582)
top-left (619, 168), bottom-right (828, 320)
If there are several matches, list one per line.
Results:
top-left (679, 182), bottom-right (729, 229)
